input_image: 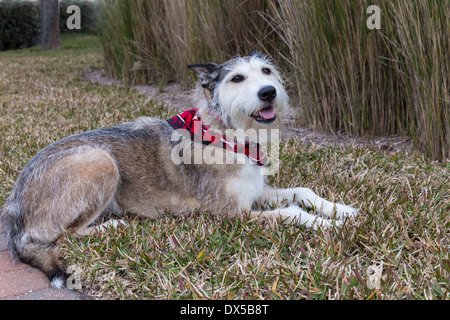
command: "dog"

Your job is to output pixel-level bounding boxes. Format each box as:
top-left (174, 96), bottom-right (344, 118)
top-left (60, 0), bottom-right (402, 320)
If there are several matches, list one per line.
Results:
top-left (1, 51), bottom-right (358, 289)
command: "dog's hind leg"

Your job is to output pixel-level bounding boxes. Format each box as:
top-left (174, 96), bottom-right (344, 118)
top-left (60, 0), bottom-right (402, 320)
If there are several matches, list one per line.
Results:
top-left (258, 188), bottom-right (358, 219)
top-left (59, 149), bottom-right (121, 237)
top-left (4, 148), bottom-right (120, 288)
top-left (250, 206), bottom-right (342, 229)
top-left (74, 219), bottom-right (127, 236)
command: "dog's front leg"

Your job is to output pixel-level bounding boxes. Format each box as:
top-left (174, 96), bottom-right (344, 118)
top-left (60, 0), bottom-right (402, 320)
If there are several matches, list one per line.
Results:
top-left (250, 206), bottom-right (342, 229)
top-left (258, 187), bottom-right (358, 219)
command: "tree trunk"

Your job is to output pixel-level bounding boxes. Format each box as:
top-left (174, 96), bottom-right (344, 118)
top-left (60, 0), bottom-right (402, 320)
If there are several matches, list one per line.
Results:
top-left (40, 0), bottom-right (60, 50)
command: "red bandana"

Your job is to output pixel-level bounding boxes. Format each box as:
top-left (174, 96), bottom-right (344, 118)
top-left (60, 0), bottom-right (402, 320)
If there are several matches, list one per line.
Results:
top-left (167, 108), bottom-right (267, 166)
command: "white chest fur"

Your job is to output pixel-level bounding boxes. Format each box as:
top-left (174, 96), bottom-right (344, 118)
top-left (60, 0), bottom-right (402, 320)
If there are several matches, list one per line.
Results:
top-left (226, 163), bottom-right (264, 211)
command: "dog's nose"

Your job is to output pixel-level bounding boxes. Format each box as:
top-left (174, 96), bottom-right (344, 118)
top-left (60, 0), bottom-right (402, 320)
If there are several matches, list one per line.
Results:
top-left (258, 86), bottom-right (277, 102)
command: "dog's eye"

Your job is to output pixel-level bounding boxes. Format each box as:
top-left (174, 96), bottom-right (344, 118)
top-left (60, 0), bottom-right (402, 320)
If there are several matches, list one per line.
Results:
top-left (231, 75), bottom-right (244, 83)
top-left (262, 68), bottom-right (271, 75)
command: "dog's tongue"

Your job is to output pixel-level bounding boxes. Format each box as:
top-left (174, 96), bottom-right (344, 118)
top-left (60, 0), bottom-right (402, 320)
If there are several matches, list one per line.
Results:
top-left (260, 107), bottom-right (275, 119)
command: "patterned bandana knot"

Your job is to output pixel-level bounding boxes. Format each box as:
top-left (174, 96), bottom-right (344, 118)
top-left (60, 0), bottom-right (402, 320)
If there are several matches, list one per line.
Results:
top-left (167, 108), bottom-right (267, 166)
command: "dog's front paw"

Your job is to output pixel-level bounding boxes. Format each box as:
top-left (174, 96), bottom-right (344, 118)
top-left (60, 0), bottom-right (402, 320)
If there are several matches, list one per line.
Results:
top-left (283, 206), bottom-right (345, 230)
top-left (334, 204), bottom-right (359, 219)
top-left (310, 216), bottom-right (344, 230)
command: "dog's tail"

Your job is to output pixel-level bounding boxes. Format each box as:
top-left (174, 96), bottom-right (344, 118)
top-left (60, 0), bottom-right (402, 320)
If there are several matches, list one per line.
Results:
top-left (1, 201), bottom-right (66, 289)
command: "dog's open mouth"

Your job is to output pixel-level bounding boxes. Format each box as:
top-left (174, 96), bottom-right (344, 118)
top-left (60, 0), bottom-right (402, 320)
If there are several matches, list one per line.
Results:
top-left (251, 106), bottom-right (277, 124)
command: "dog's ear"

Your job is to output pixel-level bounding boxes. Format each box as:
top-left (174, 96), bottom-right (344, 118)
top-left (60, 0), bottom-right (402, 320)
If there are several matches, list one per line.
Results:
top-left (187, 63), bottom-right (221, 88)
top-left (250, 50), bottom-right (265, 59)
top-left (187, 63), bottom-right (218, 75)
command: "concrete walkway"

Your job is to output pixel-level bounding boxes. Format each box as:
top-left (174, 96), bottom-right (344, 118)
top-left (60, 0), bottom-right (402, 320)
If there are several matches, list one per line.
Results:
top-left (0, 222), bottom-right (82, 300)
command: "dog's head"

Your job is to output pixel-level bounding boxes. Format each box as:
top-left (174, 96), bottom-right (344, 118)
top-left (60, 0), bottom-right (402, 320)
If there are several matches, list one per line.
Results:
top-left (188, 51), bottom-right (289, 131)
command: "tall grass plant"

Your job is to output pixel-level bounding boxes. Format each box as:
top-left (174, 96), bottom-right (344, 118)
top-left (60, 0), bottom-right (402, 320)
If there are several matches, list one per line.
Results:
top-left (97, 0), bottom-right (449, 161)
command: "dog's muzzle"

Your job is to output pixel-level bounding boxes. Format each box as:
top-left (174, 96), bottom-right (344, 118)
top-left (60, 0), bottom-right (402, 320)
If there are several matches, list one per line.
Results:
top-left (251, 86), bottom-right (277, 124)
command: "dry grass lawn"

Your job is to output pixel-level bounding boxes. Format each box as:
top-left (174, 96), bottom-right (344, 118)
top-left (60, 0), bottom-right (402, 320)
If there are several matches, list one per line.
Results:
top-left (0, 34), bottom-right (448, 300)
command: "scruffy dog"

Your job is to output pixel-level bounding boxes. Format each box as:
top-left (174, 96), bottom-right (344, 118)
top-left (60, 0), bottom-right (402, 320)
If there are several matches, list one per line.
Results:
top-left (1, 52), bottom-right (358, 288)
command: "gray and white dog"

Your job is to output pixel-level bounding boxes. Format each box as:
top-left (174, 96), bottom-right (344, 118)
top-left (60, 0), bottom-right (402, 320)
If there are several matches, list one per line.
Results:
top-left (1, 52), bottom-right (358, 289)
